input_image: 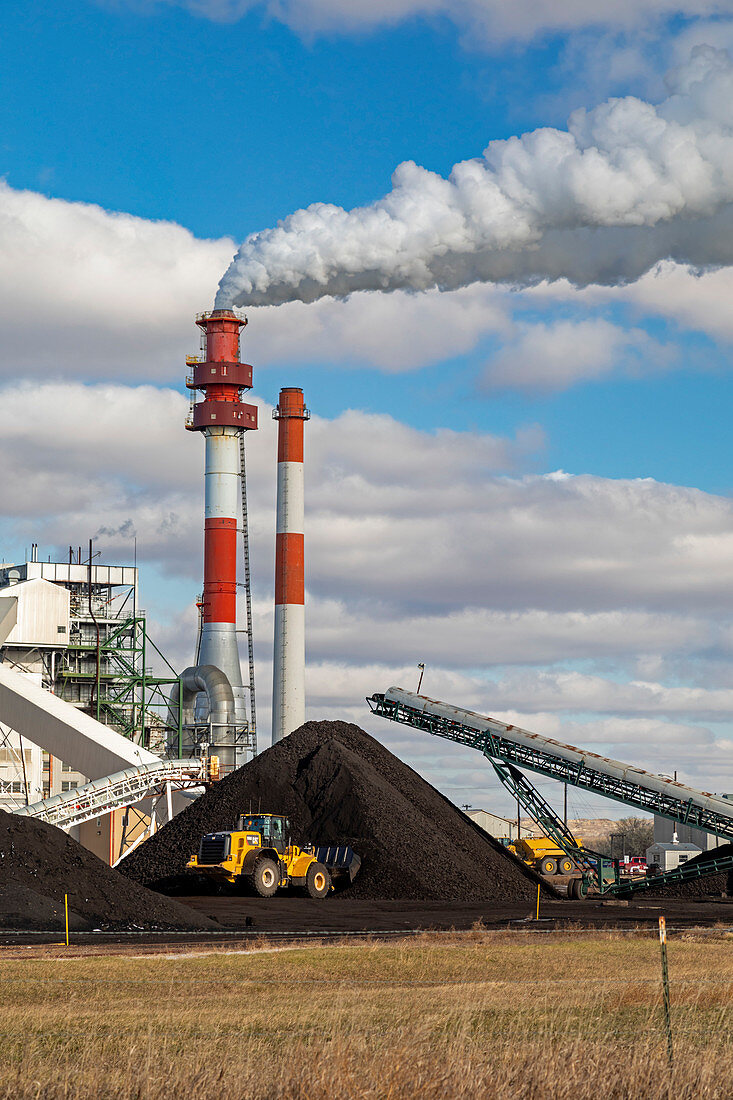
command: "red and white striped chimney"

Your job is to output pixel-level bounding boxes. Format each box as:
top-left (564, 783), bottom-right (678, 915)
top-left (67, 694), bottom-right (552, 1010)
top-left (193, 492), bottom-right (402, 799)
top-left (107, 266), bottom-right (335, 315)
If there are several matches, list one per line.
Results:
top-left (186, 309), bottom-right (257, 764)
top-left (272, 387), bottom-right (309, 743)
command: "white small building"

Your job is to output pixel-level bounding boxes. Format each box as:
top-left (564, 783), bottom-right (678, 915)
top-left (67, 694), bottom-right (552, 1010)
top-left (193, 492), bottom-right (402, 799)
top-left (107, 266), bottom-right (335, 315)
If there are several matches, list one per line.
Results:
top-left (467, 809), bottom-right (524, 842)
top-left (646, 841), bottom-right (701, 873)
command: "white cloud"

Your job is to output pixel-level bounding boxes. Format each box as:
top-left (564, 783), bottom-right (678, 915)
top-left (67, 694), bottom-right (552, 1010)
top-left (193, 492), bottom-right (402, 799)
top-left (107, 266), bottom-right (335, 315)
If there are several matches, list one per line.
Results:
top-left (0, 181), bottom-right (232, 381)
top-left (246, 284), bottom-right (512, 372)
top-left (218, 46), bottom-right (733, 308)
top-left (614, 261), bottom-right (733, 342)
top-left (482, 318), bottom-right (672, 392)
top-left (524, 259), bottom-right (733, 354)
top-left (115, 1), bottom-right (732, 44)
top-left (672, 17), bottom-right (733, 63)
top-left (306, 601), bottom-right (716, 668)
top-left (306, 468), bottom-right (733, 616)
top-left (7, 379), bottom-right (733, 625)
top-left (4, 378), bottom-right (733, 795)
top-left (3, 178), bottom-right (733, 396)
top-left (304, 662), bottom-right (733, 800)
top-left (0, 181), bottom-right (517, 380)
top-left (0, 379), bottom-right (540, 576)
top-left (485, 668), bottom-right (733, 719)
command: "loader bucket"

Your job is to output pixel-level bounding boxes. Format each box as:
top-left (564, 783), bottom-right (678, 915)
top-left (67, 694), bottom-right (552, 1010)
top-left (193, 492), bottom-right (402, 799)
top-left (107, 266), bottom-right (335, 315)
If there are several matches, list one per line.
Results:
top-left (314, 845), bottom-right (362, 884)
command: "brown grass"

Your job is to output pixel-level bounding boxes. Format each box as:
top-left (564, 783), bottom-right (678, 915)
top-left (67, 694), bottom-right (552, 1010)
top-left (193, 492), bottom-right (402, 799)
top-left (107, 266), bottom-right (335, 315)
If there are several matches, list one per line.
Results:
top-left (2, 931), bottom-right (732, 1098)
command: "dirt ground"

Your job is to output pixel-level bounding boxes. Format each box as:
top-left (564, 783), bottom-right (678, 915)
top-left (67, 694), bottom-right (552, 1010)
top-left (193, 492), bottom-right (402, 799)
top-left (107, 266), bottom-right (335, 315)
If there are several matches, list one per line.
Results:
top-left (2, 893), bottom-right (733, 952)
top-left (181, 893), bottom-right (733, 932)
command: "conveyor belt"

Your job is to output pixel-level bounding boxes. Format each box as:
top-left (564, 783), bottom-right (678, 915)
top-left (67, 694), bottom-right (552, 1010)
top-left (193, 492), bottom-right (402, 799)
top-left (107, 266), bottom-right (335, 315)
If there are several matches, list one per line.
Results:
top-left (14, 758), bottom-right (203, 832)
top-left (368, 687), bottom-right (733, 840)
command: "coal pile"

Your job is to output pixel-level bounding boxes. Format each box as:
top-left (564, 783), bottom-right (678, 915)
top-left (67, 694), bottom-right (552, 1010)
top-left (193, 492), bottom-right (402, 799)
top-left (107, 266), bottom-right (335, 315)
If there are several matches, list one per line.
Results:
top-left (639, 843), bottom-right (733, 899)
top-left (121, 720), bottom-right (550, 903)
top-left (0, 808), bottom-right (221, 931)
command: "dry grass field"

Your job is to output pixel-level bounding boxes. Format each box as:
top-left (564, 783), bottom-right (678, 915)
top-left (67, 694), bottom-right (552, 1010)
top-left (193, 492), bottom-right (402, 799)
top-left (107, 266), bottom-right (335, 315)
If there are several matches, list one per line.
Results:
top-left (2, 929), bottom-right (733, 1099)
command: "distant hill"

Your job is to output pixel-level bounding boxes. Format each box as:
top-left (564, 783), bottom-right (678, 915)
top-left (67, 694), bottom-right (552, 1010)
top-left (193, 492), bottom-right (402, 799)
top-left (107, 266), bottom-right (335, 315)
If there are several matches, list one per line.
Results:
top-left (519, 818), bottom-right (618, 846)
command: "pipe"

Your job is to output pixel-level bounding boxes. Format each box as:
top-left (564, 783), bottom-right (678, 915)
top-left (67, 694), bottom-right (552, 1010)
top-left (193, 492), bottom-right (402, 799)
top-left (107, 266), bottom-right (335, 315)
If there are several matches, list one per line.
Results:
top-left (167, 664), bottom-right (236, 730)
top-left (87, 538), bottom-right (101, 721)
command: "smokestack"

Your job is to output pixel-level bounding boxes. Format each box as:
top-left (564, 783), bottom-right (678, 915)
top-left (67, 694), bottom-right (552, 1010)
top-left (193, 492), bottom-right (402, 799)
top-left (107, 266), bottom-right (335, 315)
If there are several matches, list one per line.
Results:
top-left (272, 387), bottom-right (309, 743)
top-left (186, 309), bottom-right (258, 768)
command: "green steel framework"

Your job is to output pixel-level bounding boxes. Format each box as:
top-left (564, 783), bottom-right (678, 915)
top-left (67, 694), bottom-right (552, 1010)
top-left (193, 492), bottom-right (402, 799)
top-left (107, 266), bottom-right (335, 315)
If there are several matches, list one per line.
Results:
top-left (58, 615), bottom-right (183, 753)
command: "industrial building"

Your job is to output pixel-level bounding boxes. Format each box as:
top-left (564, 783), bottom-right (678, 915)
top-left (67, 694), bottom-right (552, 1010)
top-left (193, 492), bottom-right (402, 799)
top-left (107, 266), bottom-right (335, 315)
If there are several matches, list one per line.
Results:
top-left (0, 548), bottom-right (180, 860)
top-left (645, 840), bottom-right (702, 873)
top-left (653, 814), bottom-right (727, 852)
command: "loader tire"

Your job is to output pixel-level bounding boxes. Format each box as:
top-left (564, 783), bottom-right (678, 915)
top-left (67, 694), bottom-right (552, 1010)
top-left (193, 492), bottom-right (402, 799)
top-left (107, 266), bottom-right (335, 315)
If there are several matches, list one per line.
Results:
top-left (540, 857), bottom-right (557, 876)
top-left (305, 862), bottom-right (331, 899)
top-left (558, 857), bottom-right (574, 875)
top-left (252, 858), bottom-right (279, 898)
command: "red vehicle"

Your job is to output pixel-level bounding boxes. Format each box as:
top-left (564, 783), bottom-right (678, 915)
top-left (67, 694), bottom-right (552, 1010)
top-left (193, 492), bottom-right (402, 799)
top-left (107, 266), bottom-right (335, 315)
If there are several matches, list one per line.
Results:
top-left (619, 855), bottom-right (647, 876)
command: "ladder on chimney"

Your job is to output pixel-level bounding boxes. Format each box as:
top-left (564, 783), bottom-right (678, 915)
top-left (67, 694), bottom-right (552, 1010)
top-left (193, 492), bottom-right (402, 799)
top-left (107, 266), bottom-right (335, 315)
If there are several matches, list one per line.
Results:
top-left (239, 431), bottom-right (257, 751)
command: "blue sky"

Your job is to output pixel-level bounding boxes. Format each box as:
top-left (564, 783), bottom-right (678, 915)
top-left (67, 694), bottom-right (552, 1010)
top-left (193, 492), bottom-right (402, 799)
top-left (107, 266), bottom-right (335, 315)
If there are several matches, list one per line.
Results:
top-left (2, 0), bottom-right (732, 490)
top-left (1, 0), bottom-right (730, 489)
top-left (4, 1), bottom-right (733, 814)
top-left (3, 3), bottom-right (539, 234)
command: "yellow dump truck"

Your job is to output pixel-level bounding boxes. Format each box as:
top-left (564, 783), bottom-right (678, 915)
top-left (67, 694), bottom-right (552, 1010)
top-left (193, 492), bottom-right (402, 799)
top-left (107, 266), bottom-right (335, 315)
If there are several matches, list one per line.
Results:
top-left (507, 836), bottom-right (581, 876)
top-left (187, 812), bottom-right (361, 898)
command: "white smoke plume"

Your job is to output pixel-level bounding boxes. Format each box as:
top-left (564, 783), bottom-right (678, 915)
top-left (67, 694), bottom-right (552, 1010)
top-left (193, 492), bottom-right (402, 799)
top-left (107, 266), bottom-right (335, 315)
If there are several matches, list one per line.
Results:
top-left (217, 46), bottom-right (733, 308)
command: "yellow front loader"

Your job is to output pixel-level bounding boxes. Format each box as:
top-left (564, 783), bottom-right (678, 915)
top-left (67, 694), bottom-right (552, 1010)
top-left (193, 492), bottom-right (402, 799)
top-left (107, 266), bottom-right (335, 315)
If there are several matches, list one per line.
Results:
top-left (187, 812), bottom-right (361, 898)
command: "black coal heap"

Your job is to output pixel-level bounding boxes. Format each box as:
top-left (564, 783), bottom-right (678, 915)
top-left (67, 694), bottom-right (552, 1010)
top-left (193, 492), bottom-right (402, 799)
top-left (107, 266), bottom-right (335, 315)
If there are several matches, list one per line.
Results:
top-left (121, 720), bottom-right (548, 903)
top-left (0, 808), bottom-right (220, 931)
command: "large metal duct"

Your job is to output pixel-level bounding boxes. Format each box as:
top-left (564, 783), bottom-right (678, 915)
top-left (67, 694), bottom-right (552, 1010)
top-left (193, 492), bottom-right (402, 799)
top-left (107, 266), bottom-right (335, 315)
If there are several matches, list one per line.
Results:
top-left (168, 664), bottom-right (237, 769)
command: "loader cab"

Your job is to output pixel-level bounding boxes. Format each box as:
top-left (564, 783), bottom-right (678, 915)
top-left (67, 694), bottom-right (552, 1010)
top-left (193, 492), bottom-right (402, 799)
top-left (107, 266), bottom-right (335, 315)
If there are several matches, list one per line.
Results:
top-left (238, 814), bottom-right (290, 854)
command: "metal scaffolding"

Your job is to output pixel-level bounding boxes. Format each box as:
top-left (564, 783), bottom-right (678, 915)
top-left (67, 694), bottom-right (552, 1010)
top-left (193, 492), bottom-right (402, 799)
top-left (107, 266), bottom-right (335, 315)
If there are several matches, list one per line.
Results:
top-left (59, 613), bottom-right (181, 753)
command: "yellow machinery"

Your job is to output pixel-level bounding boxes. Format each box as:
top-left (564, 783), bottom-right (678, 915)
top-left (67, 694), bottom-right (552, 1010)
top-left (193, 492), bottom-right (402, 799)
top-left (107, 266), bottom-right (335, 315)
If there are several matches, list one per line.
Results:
top-left (508, 835), bottom-right (582, 876)
top-left (187, 813), bottom-right (361, 898)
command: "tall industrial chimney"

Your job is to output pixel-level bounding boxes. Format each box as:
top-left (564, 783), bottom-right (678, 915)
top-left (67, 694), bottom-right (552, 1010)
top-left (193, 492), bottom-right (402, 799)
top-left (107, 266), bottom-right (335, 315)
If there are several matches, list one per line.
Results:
top-left (272, 387), bottom-right (309, 743)
top-left (186, 309), bottom-right (258, 767)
